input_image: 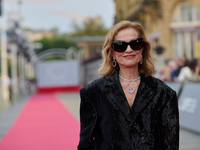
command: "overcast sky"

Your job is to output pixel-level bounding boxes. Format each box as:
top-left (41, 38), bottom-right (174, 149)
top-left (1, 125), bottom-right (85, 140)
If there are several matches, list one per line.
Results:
top-left (3, 0), bottom-right (115, 33)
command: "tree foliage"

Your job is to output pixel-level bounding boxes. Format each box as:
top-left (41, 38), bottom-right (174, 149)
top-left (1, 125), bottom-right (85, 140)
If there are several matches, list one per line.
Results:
top-left (34, 33), bottom-right (76, 55)
top-left (70, 17), bottom-right (109, 37)
top-left (33, 17), bottom-right (109, 56)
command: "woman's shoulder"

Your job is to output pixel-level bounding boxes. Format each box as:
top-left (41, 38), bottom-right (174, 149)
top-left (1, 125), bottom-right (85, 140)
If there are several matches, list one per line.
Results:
top-left (145, 75), bottom-right (176, 94)
top-left (80, 77), bottom-right (106, 101)
top-left (80, 76), bottom-right (105, 94)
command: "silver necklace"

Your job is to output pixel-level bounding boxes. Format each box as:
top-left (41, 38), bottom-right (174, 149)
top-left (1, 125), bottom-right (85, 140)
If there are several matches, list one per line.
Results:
top-left (119, 74), bottom-right (140, 94)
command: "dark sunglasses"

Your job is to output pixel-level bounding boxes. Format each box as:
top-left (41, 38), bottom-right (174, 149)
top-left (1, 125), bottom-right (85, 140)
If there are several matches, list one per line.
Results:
top-left (112, 38), bottom-right (144, 52)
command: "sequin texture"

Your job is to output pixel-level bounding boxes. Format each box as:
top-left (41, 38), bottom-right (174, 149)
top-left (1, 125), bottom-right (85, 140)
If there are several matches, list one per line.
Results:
top-left (78, 71), bottom-right (179, 150)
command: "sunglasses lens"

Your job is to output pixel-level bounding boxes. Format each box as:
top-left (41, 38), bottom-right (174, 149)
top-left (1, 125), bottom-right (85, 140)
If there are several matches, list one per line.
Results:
top-left (113, 42), bottom-right (127, 52)
top-left (113, 38), bottom-right (143, 52)
top-left (130, 41), bottom-right (143, 50)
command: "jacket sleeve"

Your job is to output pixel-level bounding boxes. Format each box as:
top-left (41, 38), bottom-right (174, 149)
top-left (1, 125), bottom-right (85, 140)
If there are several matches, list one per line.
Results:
top-left (77, 88), bottom-right (97, 150)
top-left (160, 90), bottom-right (179, 150)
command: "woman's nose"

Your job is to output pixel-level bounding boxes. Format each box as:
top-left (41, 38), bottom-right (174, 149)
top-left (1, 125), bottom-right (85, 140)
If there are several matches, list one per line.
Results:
top-left (125, 45), bottom-right (133, 52)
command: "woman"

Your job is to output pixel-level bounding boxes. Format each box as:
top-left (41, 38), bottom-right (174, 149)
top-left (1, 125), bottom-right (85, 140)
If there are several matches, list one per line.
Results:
top-left (177, 59), bottom-right (193, 82)
top-left (78, 21), bottom-right (179, 150)
top-left (193, 58), bottom-right (200, 82)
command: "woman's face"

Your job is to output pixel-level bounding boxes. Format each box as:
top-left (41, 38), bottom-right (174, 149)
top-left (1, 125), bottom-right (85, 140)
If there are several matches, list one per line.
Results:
top-left (112, 27), bottom-right (143, 69)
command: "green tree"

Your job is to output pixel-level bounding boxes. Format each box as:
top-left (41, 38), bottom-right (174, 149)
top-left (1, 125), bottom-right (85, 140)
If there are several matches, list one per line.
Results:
top-left (35, 33), bottom-right (77, 55)
top-left (70, 17), bottom-right (109, 37)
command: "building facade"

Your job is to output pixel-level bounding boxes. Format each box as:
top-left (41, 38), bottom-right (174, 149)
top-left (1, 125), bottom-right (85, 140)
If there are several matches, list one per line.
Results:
top-left (114, 0), bottom-right (200, 61)
top-left (72, 36), bottom-right (105, 59)
top-left (73, 36), bottom-right (104, 86)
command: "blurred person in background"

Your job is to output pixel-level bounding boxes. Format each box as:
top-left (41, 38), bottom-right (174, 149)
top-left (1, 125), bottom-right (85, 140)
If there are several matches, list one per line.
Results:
top-left (78, 21), bottom-right (179, 150)
top-left (192, 58), bottom-right (200, 82)
top-left (177, 58), bottom-right (200, 82)
top-left (179, 55), bottom-right (187, 66)
top-left (154, 59), bottom-right (177, 81)
top-left (171, 55), bottom-right (187, 81)
top-left (153, 64), bottom-right (169, 81)
top-left (177, 59), bottom-right (193, 82)
top-left (170, 58), bottom-right (182, 81)
top-left (167, 59), bottom-right (177, 81)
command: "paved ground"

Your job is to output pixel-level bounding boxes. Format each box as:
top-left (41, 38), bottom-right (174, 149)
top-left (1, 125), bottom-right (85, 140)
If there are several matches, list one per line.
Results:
top-left (0, 95), bottom-right (29, 140)
top-left (56, 92), bottom-right (80, 121)
top-left (0, 92), bottom-right (200, 150)
top-left (57, 93), bottom-right (200, 150)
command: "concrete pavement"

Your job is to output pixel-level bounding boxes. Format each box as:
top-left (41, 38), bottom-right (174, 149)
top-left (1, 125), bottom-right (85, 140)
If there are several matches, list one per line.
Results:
top-left (0, 92), bottom-right (200, 150)
top-left (57, 92), bottom-right (200, 150)
top-left (0, 95), bottom-right (29, 140)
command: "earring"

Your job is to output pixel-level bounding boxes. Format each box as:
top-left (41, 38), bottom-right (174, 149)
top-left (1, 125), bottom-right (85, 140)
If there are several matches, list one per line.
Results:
top-left (112, 58), bottom-right (117, 67)
top-left (140, 55), bottom-right (143, 64)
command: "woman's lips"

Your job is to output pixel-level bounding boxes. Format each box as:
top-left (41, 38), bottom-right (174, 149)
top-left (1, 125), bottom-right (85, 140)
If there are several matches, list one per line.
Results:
top-left (124, 55), bottom-right (135, 59)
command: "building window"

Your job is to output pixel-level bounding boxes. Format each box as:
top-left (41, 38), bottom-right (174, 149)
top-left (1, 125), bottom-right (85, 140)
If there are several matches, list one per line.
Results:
top-left (181, 5), bottom-right (192, 22)
top-left (171, 3), bottom-right (200, 59)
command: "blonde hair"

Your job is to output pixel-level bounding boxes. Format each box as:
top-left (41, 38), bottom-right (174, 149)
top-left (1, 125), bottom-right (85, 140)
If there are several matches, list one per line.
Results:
top-left (99, 20), bottom-right (155, 77)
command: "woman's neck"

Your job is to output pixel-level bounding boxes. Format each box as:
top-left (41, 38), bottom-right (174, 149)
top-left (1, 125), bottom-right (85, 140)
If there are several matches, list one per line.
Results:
top-left (119, 67), bottom-right (139, 80)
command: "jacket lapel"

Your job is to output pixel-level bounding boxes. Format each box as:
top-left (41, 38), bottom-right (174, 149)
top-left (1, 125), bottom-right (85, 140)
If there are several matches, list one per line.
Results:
top-left (104, 72), bottom-right (157, 124)
top-left (130, 74), bottom-right (157, 124)
top-left (104, 71), bottom-right (131, 118)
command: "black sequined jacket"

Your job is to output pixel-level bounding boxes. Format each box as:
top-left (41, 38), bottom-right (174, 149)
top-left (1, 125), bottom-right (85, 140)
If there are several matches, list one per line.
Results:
top-left (78, 71), bottom-right (179, 150)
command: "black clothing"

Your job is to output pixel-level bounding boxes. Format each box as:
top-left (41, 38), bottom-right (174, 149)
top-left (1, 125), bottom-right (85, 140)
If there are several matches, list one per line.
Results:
top-left (78, 71), bottom-right (179, 150)
top-left (171, 67), bottom-right (182, 80)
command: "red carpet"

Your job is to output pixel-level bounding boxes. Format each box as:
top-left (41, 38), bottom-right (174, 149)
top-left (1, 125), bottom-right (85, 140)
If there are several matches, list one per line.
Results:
top-left (0, 94), bottom-right (80, 150)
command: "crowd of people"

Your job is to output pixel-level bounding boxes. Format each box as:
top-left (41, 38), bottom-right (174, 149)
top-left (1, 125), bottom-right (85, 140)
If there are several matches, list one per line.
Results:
top-left (154, 55), bottom-right (200, 82)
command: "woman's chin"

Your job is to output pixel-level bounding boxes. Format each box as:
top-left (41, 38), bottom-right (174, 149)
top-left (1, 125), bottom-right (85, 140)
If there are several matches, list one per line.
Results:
top-left (120, 63), bottom-right (139, 69)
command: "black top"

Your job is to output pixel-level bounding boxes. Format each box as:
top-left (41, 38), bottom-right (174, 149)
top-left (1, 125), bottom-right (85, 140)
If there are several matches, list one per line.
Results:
top-left (78, 71), bottom-right (179, 150)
